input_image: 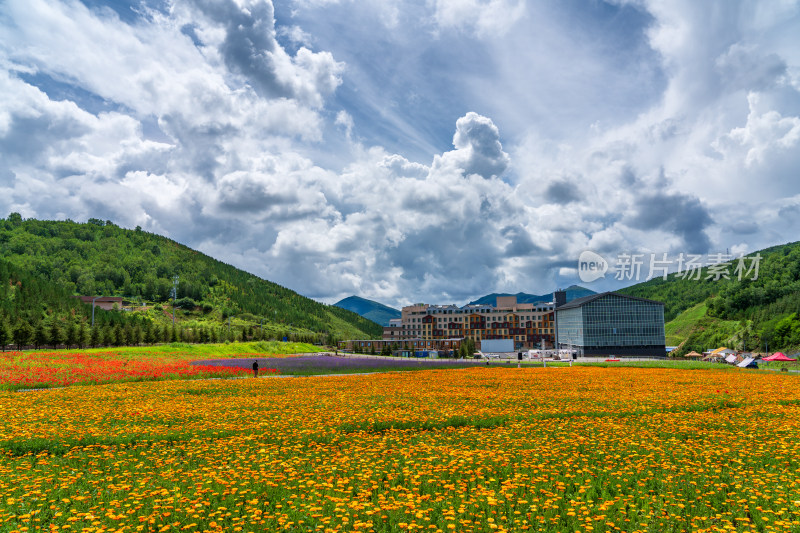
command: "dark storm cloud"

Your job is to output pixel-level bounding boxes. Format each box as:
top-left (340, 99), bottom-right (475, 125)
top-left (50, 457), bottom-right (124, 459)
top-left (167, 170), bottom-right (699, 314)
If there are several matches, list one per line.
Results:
top-left (715, 43), bottom-right (787, 92)
top-left (0, 110), bottom-right (90, 165)
top-left (778, 199), bottom-right (800, 220)
top-left (137, 192), bottom-right (266, 250)
top-left (218, 181), bottom-right (296, 213)
top-left (726, 220), bottom-right (759, 235)
top-left (629, 192), bottom-right (712, 253)
top-left (501, 225), bottom-right (541, 257)
top-left (544, 178), bottom-right (582, 204)
top-left (388, 220), bottom-right (502, 294)
top-left (619, 166), bottom-right (638, 187)
top-left (158, 113), bottom-right (236, 181)
top-left (180, 23), bottom-right (203, 47)
top-left (189, 0), bottom-right (289, 99)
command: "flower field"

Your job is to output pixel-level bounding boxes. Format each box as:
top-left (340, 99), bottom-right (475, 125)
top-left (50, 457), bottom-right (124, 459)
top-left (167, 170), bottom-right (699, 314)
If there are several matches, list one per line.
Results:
top-left (0, 342), bottom-right (316, 390)
top-left (0, 350), bottom-right (251, 389)
top-left (2, 367), bottom-right (800, 532)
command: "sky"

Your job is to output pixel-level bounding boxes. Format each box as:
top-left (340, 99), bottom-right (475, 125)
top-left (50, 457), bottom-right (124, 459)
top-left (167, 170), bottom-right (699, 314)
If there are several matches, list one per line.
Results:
top-left (1, 0), bottom-right (799, 309)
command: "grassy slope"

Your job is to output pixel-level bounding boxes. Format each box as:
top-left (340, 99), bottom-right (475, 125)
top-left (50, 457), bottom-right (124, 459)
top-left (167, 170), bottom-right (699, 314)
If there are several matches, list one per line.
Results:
top-left (665, 302), bottom-right (709, 346)
top-left (664, 302), bottom-right (742, 350)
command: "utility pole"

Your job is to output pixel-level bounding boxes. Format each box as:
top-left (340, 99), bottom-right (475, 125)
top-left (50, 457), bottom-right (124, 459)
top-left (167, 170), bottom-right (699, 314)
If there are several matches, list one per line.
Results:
top-left (91, 296), bottom-right (102, 327)
top-left (171, 275), bottom-right (179, 326)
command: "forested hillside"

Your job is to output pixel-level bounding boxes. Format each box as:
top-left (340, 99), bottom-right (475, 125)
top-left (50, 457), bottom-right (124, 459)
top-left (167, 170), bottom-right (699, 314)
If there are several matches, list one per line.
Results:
top-left (618, 241), bottom-right (800, 354)
top-left (0, 255), bottom-right (144, 350)
top-left (0, 215), bottom-right (382, 345)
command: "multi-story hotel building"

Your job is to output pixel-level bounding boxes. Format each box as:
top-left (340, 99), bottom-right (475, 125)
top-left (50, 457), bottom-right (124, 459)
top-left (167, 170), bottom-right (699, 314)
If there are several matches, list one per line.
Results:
top-left (383, 295), bottom-right (554, 350)
top-left (346, 291), bottom-right (665, 357)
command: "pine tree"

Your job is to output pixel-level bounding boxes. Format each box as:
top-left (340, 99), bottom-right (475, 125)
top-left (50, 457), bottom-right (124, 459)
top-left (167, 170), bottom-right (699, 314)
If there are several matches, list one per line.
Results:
top-left (65, 321), bottom-right (78, 349)
top-left (78, 322), bottom-right (89, 349)
top-left (34, 321), bottom-right (49, 349)
top-left (90, 326), bottom-right (101, 348)
top-left (132, 324), bottom-right (143, 345)
top-left (13, 320), bottom-right (33, 350)
top-left (115, 324), bottom-right (126, 346)
top-left (0, 316), bottom-right (11, 352)
top-left (123, 324), bottom-right (134, 346)
top-left (152, 324), bottom-right (163, 344)
top-left (103, 325), bottom-right (115, 346)
top-left (50, 320), bottom-right (64, 349)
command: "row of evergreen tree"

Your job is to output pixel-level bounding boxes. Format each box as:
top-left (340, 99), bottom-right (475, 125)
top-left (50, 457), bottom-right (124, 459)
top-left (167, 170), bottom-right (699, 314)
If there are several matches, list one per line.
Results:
top-left (351, 338), bottom-right (479, 358)
top-left (0, 314), bottom-right (327, 352)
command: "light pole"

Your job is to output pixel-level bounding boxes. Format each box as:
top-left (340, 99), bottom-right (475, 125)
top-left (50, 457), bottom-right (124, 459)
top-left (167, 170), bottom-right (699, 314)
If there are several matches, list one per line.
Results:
top-left (553, 297), bottom-right (558, 356)
top-left (91, 296), bottom-right (102, 327)
top-left (171, 275), bottom-right (179, 326)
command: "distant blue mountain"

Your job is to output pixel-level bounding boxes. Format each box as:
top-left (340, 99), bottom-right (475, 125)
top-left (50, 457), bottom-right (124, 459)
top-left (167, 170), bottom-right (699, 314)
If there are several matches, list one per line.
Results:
top-left (337, 286), bottom-right (596, 326)
top-left (468, 285), bottom-right (596, 306)
top-left (334, 296), bottom-right (401, 327)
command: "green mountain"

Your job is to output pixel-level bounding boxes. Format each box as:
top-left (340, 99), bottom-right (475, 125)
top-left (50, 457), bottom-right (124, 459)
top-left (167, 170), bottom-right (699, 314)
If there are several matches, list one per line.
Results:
top-left (334, 296), bottom-right (400, 327)
top-left (0, 214), bottom-right (382, 342)
top-left (469, 285), bottom-right (595, 306)
top-left (617, 241), bottom-right (800, 354)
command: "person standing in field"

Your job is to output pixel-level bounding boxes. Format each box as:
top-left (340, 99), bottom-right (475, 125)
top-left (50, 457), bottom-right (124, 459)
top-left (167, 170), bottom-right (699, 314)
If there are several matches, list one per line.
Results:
top-left (252, 360), bottom-right (259, 377)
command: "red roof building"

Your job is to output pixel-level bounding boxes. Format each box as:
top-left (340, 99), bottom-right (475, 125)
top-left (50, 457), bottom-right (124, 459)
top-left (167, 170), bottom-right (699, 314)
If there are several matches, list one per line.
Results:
top-left (76, 296), bottom-right (124, 311)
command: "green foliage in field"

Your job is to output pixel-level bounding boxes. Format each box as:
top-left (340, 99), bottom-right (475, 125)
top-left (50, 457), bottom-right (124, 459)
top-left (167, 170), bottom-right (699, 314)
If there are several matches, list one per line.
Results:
top-left (339, 414), bottom-right (510, 434)
top-left (73, 341), bottom-right (324, 358)
top-left (0, 215), bottom-right (381, 341)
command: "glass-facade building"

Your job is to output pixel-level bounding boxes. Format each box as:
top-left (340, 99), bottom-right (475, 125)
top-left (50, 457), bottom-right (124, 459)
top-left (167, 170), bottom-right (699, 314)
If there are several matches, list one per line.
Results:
top-left (555, 293), bottom-right (665, 356)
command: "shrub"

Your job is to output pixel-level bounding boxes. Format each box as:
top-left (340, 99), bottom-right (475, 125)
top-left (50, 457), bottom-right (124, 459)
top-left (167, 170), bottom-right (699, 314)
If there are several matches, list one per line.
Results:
top-left (173, 297), bottom-right (197, 309)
